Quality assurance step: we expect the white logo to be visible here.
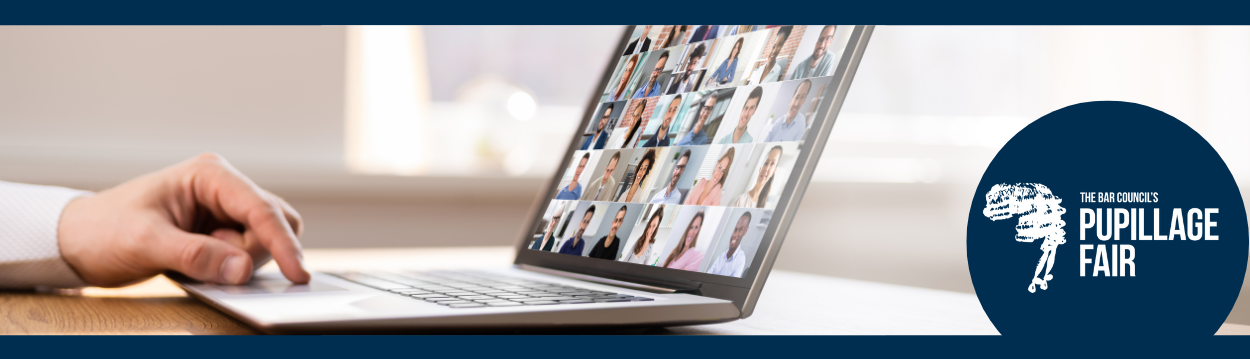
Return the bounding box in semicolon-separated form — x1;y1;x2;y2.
983;183;1067;293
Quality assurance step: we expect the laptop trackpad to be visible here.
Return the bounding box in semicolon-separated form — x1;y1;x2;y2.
214;276;346;295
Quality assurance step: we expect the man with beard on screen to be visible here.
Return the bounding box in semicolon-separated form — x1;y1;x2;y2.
588;206;628;260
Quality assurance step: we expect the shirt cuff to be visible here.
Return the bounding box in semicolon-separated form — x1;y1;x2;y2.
0;181;93;289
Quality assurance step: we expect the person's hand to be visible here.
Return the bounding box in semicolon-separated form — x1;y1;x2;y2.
57;153;310;287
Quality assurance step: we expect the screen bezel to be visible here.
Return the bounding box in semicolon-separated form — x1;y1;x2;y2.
512;25;874;312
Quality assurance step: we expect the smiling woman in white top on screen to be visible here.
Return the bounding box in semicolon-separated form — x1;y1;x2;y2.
731;145;782;208
621;206;664;264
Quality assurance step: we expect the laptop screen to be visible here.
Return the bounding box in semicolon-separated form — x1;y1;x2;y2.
526;25;853;279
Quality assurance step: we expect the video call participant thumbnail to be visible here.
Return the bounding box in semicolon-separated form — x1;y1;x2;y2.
582;150;621;201
632;50;669;99
530;201;566;251
622;205;664;265
664;26;687;48
706;211;753;277
667;43;706;95
614;99;648;149
731;145;782;208
581;103;615;150
649;149;691;204
641;94;681;148
756;26;792;84
763;79;811;142
623;25;652;56
588;205;629;260
558;204;596;255
787;25;836;80
555;152;590;200
718;86;763;144
616;149;657;203
664;210;705;271
685;147;734;206
708;37;745;87
609;54;641;102
675;91;719;146
688;25;719;43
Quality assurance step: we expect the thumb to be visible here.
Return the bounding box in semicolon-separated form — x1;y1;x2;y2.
151;227;255;285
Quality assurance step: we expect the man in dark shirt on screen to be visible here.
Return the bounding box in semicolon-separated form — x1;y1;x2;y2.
622;25;652;56
529;204;565;251
581;103;614;150
588;206;628;260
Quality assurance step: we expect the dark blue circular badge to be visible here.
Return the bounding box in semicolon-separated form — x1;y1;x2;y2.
968;101;1246;337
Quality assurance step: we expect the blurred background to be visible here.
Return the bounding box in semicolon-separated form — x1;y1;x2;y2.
2;26;1249;323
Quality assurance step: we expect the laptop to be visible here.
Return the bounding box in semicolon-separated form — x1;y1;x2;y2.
177;25;874;333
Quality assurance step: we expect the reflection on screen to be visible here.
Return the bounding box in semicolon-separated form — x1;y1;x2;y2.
531;25;849;278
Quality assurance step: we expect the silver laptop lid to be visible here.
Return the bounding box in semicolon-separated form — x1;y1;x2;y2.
513;25;873;316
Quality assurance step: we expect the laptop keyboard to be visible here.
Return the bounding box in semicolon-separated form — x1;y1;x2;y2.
329;271;655;309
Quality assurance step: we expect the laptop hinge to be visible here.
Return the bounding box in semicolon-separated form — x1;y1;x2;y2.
517;264;699;294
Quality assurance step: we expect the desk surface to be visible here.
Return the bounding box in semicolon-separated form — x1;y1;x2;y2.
2;246;1248;335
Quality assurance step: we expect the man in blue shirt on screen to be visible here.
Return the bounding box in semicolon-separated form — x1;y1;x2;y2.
675;92;718;146
558;205;596;256
555;153;589;200
632;51;669;99
581;103;614;150
787;25;836;80
764;79;811;142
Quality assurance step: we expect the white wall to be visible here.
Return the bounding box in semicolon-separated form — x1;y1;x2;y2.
0;26;346;172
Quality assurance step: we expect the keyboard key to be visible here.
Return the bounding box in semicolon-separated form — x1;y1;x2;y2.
487;302;524;307
538;296;577;301
438;301;474;305
459;295;494;300
496;295;529;299
448;303;486;308
474;299;513;303
408;294;445;298
512;298;558;302
631;298;655;301
522;301;558;305
558;299;593;304
428;298;464;302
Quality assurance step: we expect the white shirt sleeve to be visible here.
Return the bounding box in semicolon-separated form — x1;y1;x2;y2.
0;181;92;289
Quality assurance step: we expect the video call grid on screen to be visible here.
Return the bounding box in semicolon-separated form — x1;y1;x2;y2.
534;25;849;278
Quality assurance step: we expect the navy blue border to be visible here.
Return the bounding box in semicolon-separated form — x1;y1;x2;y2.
5;336;1250;357
6;0;1250;25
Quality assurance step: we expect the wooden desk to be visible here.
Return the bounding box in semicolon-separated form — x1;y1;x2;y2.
2;246;1248;335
